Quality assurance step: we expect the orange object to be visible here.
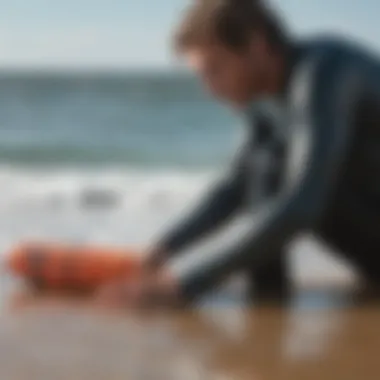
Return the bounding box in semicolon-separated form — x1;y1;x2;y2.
7;242;142;291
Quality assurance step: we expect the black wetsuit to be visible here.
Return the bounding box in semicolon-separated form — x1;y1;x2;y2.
158;37;380;303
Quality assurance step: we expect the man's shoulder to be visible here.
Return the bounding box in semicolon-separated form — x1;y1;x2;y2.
295;34;379;66
286;35;380;103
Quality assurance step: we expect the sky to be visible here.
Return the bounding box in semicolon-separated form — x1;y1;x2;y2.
0;0;378;70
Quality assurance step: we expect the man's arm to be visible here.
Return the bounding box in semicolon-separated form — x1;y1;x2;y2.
146;144;250;268
168;50;369;302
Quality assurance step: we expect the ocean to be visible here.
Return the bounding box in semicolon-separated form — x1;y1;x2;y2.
0;71;356;287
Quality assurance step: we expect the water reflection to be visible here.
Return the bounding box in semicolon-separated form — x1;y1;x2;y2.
2;285;380;380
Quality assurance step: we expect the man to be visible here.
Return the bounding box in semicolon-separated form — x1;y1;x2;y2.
98;0;380;308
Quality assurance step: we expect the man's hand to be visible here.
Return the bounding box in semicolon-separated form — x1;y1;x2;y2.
95;245;183;310
142;245;169;273
95;268;181;310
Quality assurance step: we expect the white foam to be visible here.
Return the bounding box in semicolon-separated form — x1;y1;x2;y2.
0;165;217;252
0;165;214;211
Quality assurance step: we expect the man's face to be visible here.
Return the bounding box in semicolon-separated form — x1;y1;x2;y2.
183;37;268;107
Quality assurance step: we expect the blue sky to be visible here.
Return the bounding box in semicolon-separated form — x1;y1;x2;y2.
0;0;378;69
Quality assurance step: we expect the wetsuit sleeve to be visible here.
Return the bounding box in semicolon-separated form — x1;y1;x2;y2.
156;145;249;255
168;53;366;302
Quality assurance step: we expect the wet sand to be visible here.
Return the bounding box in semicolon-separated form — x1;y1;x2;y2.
0;281;379;380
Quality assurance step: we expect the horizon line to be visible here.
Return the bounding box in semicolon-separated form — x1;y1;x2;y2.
0;65;191;76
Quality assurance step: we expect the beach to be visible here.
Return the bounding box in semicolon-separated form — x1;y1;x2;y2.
0;70;378;379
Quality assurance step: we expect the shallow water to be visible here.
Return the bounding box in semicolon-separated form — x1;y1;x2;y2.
1;284;379;380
